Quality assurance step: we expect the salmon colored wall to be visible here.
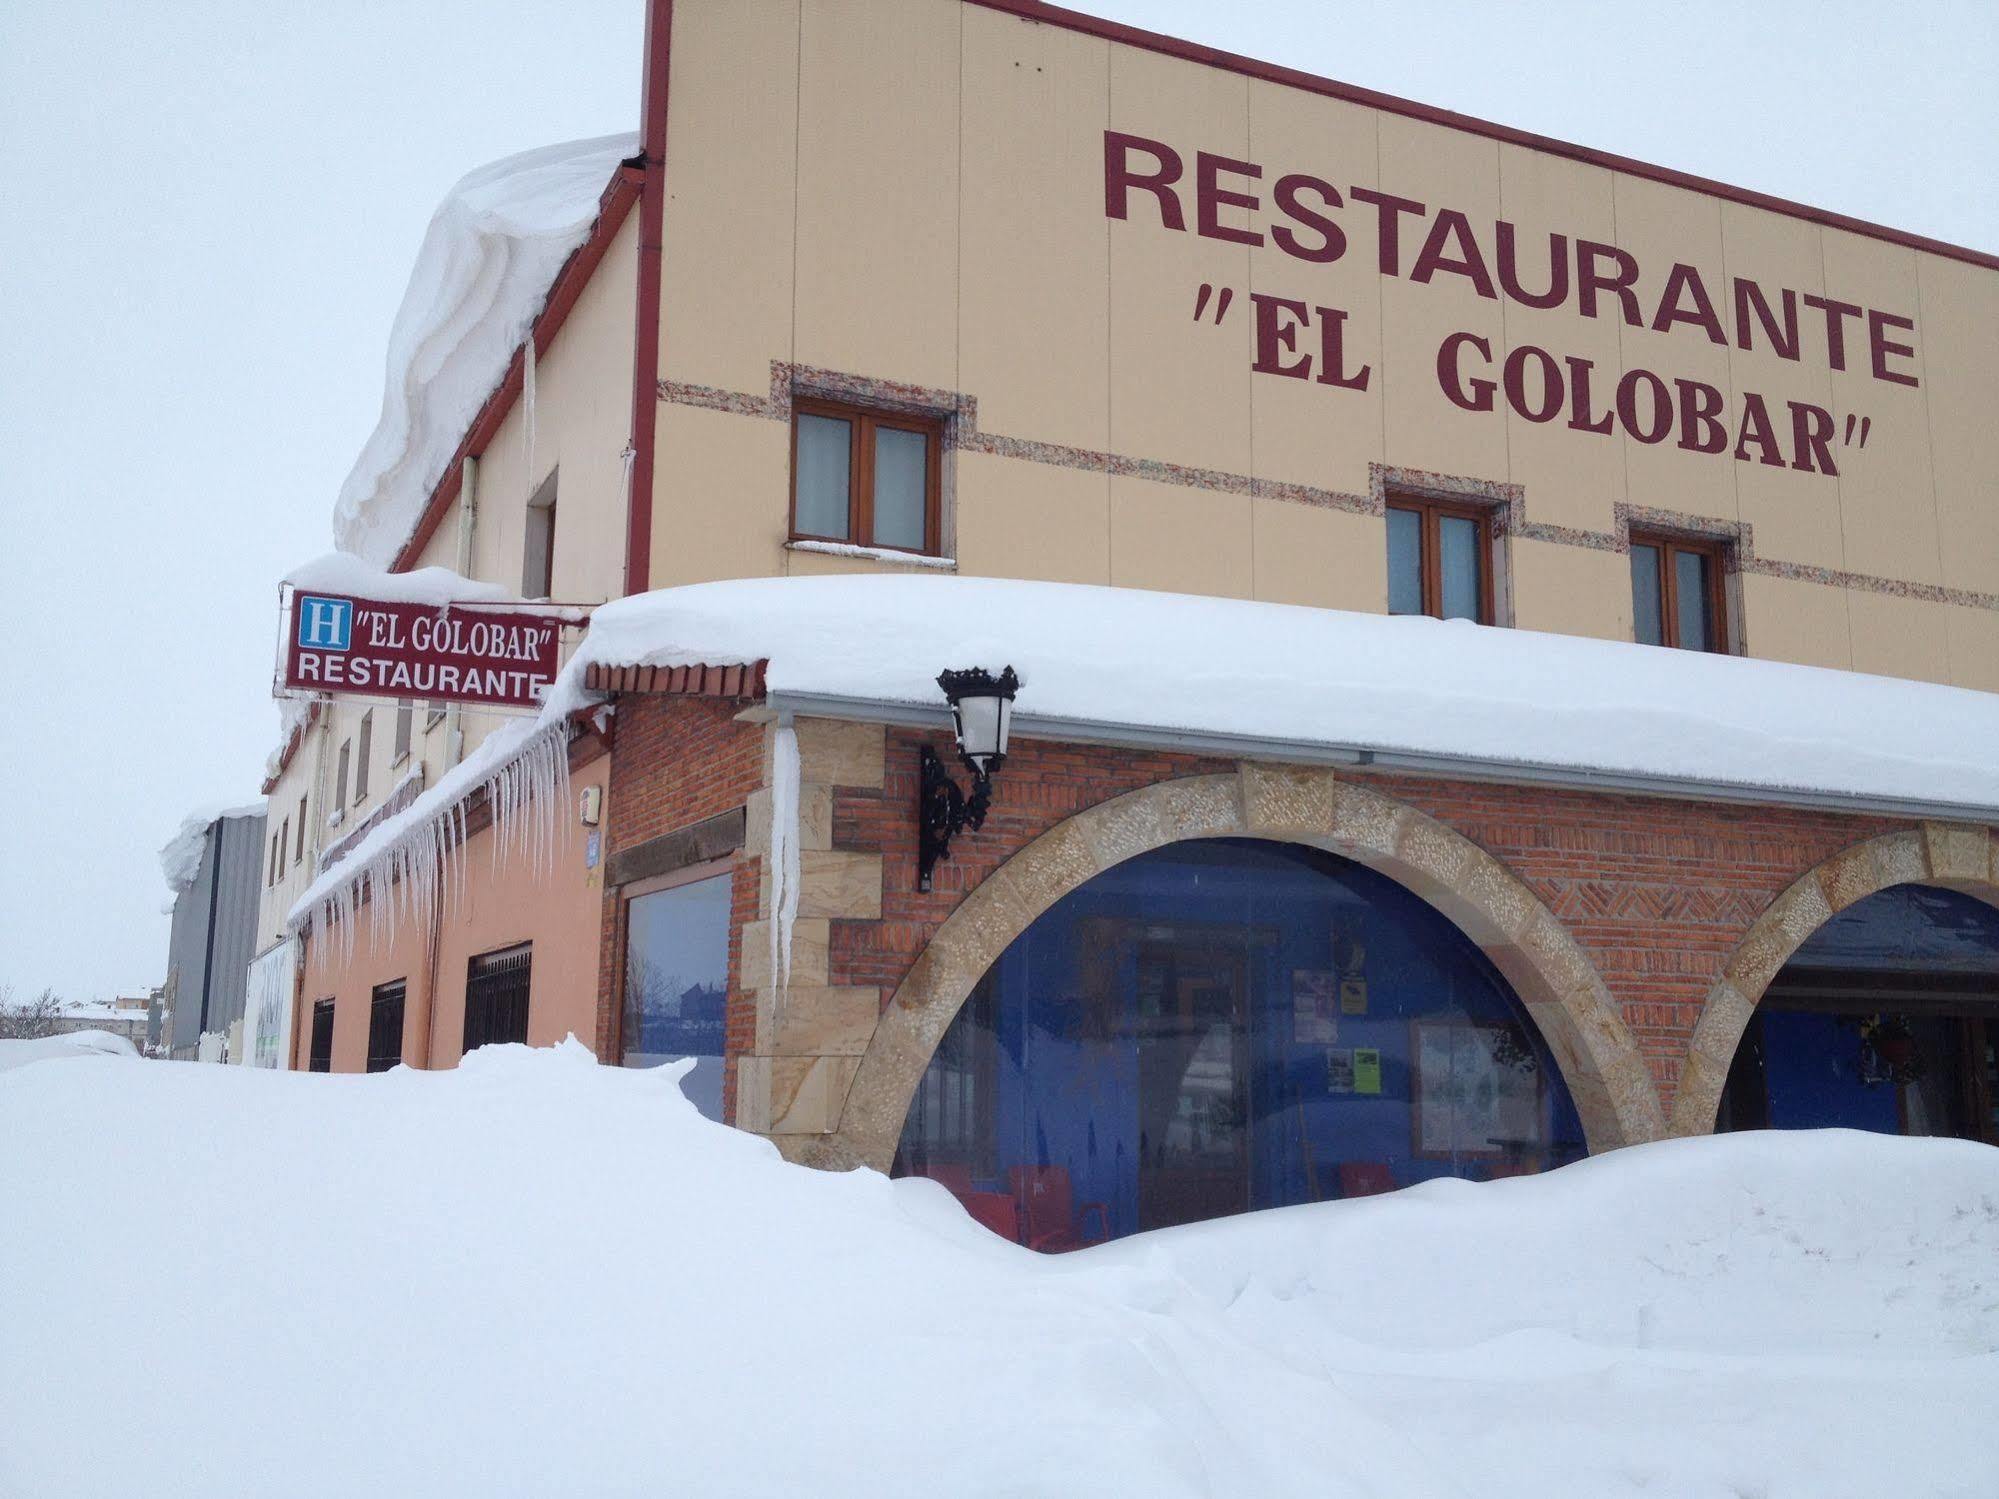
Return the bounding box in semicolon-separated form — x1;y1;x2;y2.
651;0;1999;690
293;750;610;1071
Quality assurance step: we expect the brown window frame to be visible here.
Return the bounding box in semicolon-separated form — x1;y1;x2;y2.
1629;531;1731;653
789;397;945;556
1385;494;1497;625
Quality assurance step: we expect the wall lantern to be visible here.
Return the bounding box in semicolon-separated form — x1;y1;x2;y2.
918;665;1020;892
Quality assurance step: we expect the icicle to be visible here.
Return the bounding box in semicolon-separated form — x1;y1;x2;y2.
522;334;538;489
768;723;801;990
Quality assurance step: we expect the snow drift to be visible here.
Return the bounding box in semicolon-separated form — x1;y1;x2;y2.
330;134;637;566
3;1045;1993;1498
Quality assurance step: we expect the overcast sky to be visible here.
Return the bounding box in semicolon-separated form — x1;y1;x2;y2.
1;1;1993;1002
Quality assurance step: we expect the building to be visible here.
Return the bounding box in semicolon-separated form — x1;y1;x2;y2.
264;0;1999;1244
42;993;155;1051
161;807;267;1062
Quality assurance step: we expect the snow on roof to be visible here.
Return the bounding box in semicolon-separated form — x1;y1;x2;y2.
160;802;267;896
329;133;638;567
286;551;515;607
3;1043;1995;1493
566;574;1999;817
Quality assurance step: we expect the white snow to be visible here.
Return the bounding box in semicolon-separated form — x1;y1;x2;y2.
561;574;1999;815
2;1045;1994;1497
159;802;265;895
329;133;638;566
0;1030;138;1073
286;551;512;607
768;722;801;986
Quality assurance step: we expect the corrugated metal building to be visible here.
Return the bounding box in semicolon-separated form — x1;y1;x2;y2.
163;810;267;1060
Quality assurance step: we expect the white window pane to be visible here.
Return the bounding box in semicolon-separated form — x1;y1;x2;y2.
795;414;851;539
1675;550;1711;651
873;427;928;551
1387;508;1422;615
1438;515;1482;621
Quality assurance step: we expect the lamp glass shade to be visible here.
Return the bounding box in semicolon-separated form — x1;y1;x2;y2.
953;692;1009;772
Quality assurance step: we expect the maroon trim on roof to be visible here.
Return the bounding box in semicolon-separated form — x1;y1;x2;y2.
969;0;1999;273
583;660;768;699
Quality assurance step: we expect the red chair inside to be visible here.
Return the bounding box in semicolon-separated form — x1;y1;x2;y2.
1338;1161;1397;1198
919;1163;976;1196
1009;1165;1111;1253
957;1189;1021;1244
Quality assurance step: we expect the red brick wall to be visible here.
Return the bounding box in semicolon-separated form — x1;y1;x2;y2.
594;695;765;1121
826;727;1910;1113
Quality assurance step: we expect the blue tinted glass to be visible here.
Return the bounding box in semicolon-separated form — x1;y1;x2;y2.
893;839;1586;1246
1387;507;1422;614
1438;515;1482;620
1674;549;1711;650
1630;545;1663;645
621;873;731;1120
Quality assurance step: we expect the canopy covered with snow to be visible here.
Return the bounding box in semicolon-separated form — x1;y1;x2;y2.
159;802;265;896
329;133;637;566
569;574;1999;817
2;1044;1993;1496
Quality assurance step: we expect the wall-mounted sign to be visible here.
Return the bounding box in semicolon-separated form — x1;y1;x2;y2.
279;589;571;710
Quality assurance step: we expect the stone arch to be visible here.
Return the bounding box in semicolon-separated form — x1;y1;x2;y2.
814;765;1664;1172
1669;822;1999;1137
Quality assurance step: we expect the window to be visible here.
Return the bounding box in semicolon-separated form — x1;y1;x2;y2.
308;999;335;1073
464;944;532;1054
334;739;351;813
790;398;942;555
393;701;413;765
294;797;307;861
426;701;446;731
1630;534;1728;651
268;831;281;887
523;472;557;598
367;981;406;1073
1386;495;1494;623
278;819;290;875
619;866;731;1120
354;711;373;801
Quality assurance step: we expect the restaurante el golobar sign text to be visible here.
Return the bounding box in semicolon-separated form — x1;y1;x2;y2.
280;591;570;710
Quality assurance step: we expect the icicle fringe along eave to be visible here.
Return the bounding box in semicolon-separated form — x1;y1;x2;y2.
290;722;572;959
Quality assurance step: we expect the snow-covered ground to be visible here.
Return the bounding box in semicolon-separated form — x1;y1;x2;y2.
2;1042;1993;1498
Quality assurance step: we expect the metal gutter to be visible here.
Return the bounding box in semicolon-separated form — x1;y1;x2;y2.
754;690;1999;827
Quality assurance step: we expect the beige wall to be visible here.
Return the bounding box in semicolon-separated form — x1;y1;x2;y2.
650;0;1999;688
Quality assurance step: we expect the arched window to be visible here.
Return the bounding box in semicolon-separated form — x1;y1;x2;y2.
892;838;1585;1248
1721;883;1999;1141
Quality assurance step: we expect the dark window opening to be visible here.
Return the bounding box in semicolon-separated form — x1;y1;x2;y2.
308;999;335;1073
790;398;943;555
464;944;532;1054
355;711;373;801
367;981;407;1073
1630;533;1729;651
393;701;414;764
523;472;557;599
1386;495;1494;623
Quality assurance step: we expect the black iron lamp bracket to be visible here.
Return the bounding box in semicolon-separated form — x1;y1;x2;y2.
918;744;993;892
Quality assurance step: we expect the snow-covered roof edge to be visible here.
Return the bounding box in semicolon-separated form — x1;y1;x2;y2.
161;802;267;896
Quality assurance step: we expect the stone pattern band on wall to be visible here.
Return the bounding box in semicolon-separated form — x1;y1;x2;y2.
658;362;1999;615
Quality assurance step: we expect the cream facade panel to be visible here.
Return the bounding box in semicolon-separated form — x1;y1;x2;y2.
954;450;1111;585
1821;229;1942;588
652;403;789;588
1606;173;1737;528
1738;571;1851;672
1914;253;1999;600
660;0;799;393
1244;81;1383;500
1944;605;1999;694
1108;475;1252;598
1719;200;1844;572
957;8;1110;451
1249;497;1383;612
1105;41;1253;476
1495;145;1623;536
792;0;960;389
1846;587;1951;686
1508;537;1630;643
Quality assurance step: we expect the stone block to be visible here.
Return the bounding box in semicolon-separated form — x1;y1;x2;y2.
1688;980;1755;1069
792;718;885;789
769;986;882;1057
1815;839;1883;911
796;850;883;920
1870;830;1927;888
1456;848;1538;944
1238;763;1337;836
762;1054;863;1135
1328;784;1408;859
1923;821;1991;885
739;917;830;994
987;817;1101;923
744;784;834;857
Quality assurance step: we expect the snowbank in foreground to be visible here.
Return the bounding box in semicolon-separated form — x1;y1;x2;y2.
3;1047;1994;1498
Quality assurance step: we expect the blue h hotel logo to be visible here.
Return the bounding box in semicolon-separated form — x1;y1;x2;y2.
297;595;352;651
